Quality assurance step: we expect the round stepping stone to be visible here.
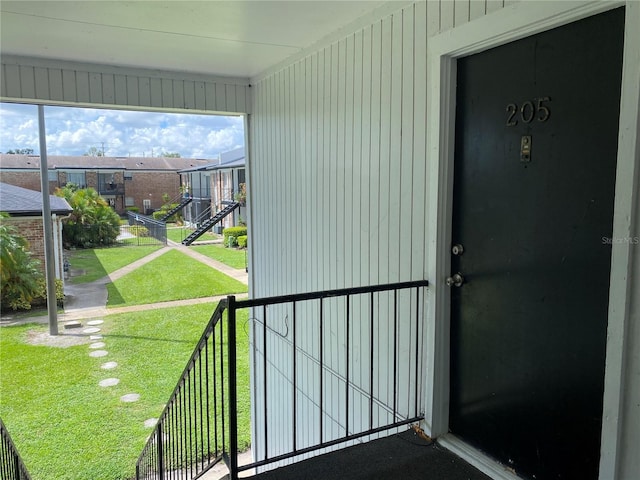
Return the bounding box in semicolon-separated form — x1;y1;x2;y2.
82;327;101;334
89;350;108;358
87;320;104;326
99;378;120;387
101;361;118;370
89;342;106;349
121;393;140;403
89;335;103;340
144;418;158;428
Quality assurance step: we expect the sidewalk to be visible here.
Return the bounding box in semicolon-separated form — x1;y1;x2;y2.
0;243;248;327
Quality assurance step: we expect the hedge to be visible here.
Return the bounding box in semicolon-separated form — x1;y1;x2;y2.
223;226;247;247
237;235;248;248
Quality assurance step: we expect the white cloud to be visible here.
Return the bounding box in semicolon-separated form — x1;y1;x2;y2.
0;103;244;159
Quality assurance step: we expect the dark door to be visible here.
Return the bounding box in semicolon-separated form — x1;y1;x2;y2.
449;8;624;480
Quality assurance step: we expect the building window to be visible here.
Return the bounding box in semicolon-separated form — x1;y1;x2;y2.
66;172;86;187
125;197;135;207
124;171;133;180
48;170;57;181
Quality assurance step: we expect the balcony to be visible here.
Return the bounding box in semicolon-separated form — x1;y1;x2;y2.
98;182;125;196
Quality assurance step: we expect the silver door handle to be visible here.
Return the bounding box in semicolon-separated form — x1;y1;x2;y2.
446;273;465;287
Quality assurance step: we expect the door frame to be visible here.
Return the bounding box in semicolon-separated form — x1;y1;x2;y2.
423;2;640;479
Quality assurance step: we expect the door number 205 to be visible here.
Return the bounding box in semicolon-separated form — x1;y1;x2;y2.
506;97;551;126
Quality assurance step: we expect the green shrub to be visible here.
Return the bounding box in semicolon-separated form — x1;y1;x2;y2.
125;206;140;213
1;215;44;310
237;235;248;248
129;225;149;237
56;186;121;248
223;226;247;247
31;278;65;308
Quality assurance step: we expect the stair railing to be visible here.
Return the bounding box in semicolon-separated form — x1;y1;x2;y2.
136;300;231;480
136;280;428;480
1;418;31;480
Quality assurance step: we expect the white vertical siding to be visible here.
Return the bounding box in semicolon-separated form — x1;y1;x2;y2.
250;0;496;315
248;0;504;468
0;56;251;114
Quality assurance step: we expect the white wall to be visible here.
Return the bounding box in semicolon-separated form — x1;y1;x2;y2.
247;0;510;468
1;55;251;114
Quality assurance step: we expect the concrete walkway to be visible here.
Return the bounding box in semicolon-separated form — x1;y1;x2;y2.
0;242;248;326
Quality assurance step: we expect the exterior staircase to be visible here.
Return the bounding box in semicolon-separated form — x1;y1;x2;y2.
158;197;193;222
182;201;240;245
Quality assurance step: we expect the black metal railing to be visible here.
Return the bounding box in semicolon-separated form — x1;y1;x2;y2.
136;280;428;480
98;182;125;196
126;212;167;245
1;418;31;480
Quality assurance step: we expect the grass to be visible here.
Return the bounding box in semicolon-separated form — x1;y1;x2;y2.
0;305;251;480
191;243;247;270
106;249;247;307
67;246;161;284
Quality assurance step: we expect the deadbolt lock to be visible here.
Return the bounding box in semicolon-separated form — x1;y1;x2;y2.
451;244;464;256
446;273;465;288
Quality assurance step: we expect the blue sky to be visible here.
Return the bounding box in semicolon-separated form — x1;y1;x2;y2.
0;102;245;160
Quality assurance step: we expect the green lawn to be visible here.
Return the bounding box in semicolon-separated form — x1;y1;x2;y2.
106;249;247;307
191;243;247;270
0;305;251;480
67;246;161;284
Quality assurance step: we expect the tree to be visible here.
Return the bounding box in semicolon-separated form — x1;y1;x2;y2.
0;213;44;310
55;186;121;247
5;148;34;154
84;146;105;156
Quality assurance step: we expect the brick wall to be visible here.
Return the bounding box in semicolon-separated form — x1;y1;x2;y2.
2;169;181;216
127;172;181;213
3;216;65;279
0;171;57;192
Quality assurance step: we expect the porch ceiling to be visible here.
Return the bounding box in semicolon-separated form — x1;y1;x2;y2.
0;1;386;79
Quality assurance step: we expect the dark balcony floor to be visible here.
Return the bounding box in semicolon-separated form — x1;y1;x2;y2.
244;430;491;480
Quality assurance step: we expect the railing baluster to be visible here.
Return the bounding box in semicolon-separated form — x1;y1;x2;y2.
187;374;193;478
181;383;187;478
414;287;420;417
263;304;268;460
369;291;374;431
319;297;324;445
292;300;297;453
227;295;238;480
393;289;398;423
220;311;225;457
157;423;164;480
213;327;218;455
204;340;211;467
345;294;350;438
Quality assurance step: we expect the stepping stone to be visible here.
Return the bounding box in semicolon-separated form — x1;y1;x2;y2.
89;335;103;340
82;327;101;334
89;350;108;358
144;418;158;428
99;378;120;387
87;320;104;326
101;361;118;370
64;321;82;329
89;342;106;349
121;393;140;403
